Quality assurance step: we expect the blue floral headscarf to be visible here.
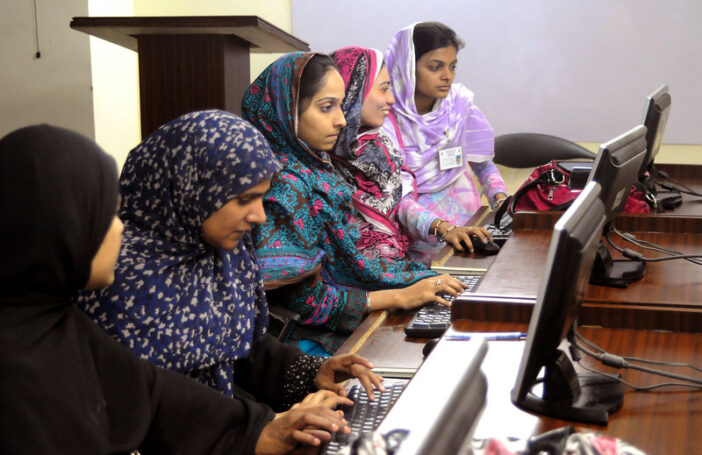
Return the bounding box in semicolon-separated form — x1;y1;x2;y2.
75;110;281;396
242;52;433;293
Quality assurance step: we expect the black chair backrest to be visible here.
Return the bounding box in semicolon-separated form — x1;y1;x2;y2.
494;133;595;168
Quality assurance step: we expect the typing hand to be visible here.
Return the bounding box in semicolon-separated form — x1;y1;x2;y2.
255;406;349;455
291;390;353;410
316;354;385;400
398;274;466;310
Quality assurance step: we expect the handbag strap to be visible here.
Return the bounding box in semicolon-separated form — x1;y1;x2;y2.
500;163;568;222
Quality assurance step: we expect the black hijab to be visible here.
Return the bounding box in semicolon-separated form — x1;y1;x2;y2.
0;124;119;451
0;125;274;453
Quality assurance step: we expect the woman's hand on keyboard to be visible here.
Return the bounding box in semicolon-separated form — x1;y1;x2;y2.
367;274;465;311
293;390;353;410
316;354;385;400
397;274;466;310
256;401;350;454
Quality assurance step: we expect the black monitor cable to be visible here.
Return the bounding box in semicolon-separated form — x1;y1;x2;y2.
573;326;702;373
609;227;702;266
651;167;702;198
569;324;702;391
33;0;42;59
605;229;702;265
575;357;702;392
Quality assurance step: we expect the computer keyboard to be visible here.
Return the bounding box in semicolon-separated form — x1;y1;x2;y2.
484;211;513;246
321;382;407;455
403;274;482;339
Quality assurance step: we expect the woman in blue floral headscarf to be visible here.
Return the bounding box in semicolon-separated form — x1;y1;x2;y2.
75;111;383;416
242;53;465;355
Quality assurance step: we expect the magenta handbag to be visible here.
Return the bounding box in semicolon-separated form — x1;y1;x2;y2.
509;160;651;214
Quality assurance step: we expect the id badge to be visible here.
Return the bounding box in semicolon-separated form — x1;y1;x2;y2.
438;146;463;171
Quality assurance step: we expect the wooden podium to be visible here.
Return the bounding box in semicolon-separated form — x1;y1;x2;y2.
70;16;309;137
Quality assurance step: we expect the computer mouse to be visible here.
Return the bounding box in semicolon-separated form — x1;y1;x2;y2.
422;339;439;357
469;234;500;256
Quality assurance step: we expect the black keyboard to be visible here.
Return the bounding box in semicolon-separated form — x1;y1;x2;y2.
403;274;482;339
321;382;406;455
484;212;513;246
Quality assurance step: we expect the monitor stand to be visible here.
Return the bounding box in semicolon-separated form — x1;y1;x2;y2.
589;241;645;288
514;349;624;425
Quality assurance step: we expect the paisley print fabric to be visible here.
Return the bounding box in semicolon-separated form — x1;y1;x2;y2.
330;46;411;260
242;52;435;353
75;110;281;396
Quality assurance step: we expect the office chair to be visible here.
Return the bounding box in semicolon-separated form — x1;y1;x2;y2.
494;133;595;168
268;304;300;343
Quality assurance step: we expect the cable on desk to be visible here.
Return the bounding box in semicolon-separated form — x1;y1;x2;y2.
575;360;702;392
570;324;702;389
574;327;702;373
611;227;702;266
606;229;702;266
652;168;702;198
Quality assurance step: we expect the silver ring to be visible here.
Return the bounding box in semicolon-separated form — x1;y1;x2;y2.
435;279;441;286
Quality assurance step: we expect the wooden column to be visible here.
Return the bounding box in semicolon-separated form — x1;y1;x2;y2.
70;16;309;138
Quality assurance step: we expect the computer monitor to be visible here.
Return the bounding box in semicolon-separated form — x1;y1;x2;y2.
587;125;648;287
378;338;488;454
639;84;671;177
511;181;624;425
588;125;648;223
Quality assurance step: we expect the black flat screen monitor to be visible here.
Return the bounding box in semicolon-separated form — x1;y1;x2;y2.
588;125;648;223
639;84;671;176
511;181;624;425
587;125;648;287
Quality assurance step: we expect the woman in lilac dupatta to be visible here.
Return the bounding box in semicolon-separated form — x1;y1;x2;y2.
331;46;492;266
384;22;508;263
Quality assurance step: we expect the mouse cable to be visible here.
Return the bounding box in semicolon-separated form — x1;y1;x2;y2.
573;326;702;373
570;335;702;388
605;229;702;265
610;227;702;266
574;359;702;392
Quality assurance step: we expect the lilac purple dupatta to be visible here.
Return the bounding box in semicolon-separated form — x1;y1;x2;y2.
383;23;495;194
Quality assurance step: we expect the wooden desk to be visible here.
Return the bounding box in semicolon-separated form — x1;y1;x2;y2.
336;310;427;371
342;316;702;454
451;211;702;332
456;320;702;455
655;163;702;217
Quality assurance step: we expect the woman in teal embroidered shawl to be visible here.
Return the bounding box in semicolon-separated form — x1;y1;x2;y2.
242;52;464;355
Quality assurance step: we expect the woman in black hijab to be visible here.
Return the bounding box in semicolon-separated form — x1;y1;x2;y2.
0;124;350;454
